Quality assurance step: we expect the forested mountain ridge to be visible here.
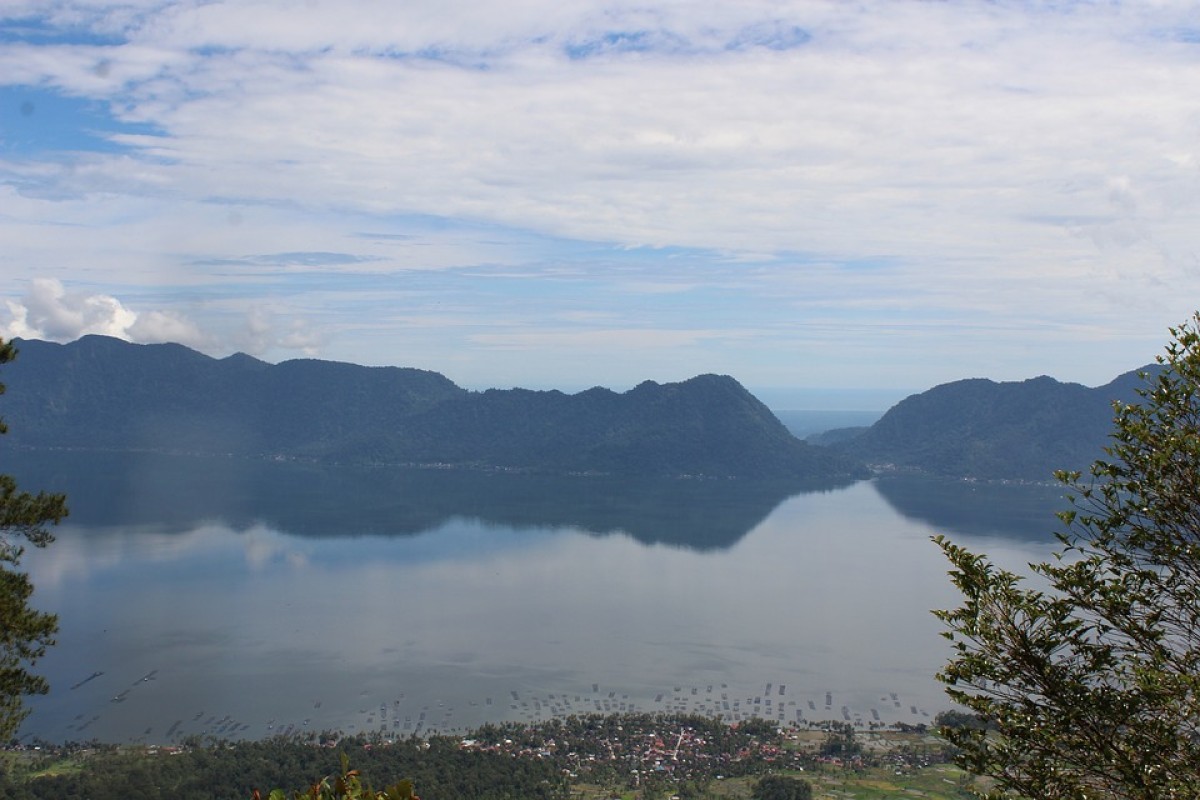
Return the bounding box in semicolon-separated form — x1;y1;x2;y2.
3;336;464;457
1;336;864;481
6;336;1159;483
830;366;1162;481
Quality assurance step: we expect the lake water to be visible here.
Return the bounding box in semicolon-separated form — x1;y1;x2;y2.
9;451;1069;744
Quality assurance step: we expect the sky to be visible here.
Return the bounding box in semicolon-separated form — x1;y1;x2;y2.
2;1;1200;410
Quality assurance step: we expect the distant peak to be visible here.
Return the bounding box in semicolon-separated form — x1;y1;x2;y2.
576;386;617;398
682;373;741;388
220;351;269;369
628;374;745;394
72;334;132;347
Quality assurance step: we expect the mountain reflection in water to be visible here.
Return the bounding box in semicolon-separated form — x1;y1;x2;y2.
9;449;855;550
873;473;1070;542
11;451;1062;744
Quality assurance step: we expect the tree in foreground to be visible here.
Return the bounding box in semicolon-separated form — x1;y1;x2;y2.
934;313;1200;799
0;338;67;742
255;754;419;800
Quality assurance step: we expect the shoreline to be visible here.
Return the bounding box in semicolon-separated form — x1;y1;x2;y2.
23;676;946;748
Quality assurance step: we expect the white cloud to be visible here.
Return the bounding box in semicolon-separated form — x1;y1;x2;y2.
8;3;1198;272
234;305;325;358
4;277;136;340
1;277;210;348
2;2;1200;389
1;278;332;360
136;8;1185;287
126;308;207;345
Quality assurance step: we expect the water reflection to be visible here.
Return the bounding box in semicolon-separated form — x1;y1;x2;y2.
873;473;1070;542
9;450;853;550
12;453;1061;744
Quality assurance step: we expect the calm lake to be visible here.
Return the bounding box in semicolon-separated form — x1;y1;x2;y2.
10;450;1069;744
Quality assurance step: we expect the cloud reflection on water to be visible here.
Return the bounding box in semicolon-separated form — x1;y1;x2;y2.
17;454;1062;743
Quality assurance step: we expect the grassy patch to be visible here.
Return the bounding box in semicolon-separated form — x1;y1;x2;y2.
802;764;976;799
0;750;87;780
27;757;87;779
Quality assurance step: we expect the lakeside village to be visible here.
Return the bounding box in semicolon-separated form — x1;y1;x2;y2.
451;713;962;784
5;711;978;799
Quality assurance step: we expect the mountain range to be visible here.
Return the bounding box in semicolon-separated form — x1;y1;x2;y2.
0;336;1163;482
0;336;862;481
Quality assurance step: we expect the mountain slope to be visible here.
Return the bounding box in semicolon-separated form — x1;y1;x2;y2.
833;366;1161;480
0;336;863;480
356;373;862;479
3;336;464;456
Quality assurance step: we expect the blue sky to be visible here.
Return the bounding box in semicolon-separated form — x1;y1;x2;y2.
2;1;1199;409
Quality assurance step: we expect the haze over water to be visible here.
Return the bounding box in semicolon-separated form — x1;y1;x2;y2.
14;451;1065;744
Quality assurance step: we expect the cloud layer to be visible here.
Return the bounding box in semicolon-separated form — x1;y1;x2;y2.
1;1;1198;396
3;278;209;345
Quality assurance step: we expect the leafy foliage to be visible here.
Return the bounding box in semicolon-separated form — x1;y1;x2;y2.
931;709;991;732
752;774;813;800
817;722;861;758
259;753;418;800
934;314;1200;799
2;733;564;800
0;339;67;742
